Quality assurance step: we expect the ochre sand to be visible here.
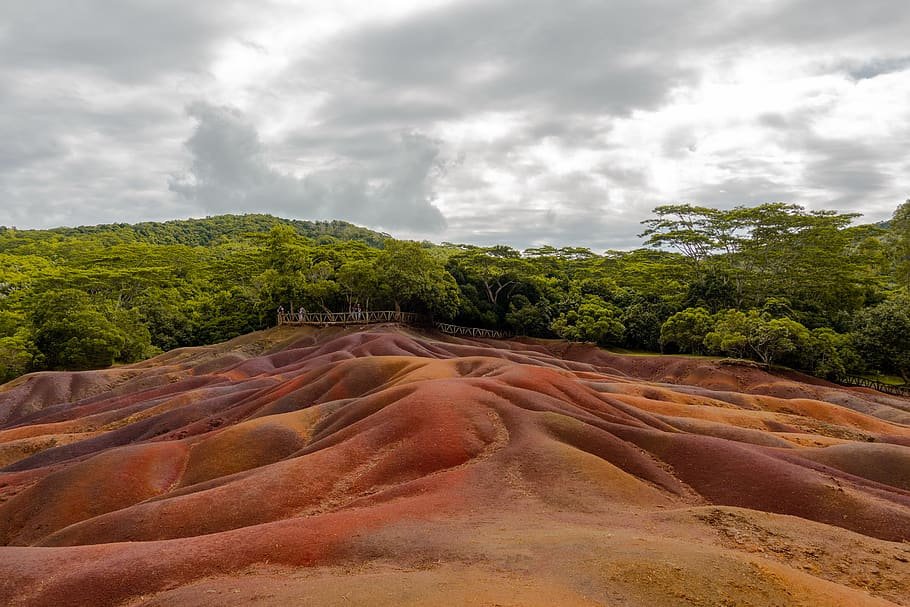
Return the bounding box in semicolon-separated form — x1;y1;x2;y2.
1;325;909;606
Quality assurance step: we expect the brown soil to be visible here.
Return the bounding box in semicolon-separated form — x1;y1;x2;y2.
1;324;908;606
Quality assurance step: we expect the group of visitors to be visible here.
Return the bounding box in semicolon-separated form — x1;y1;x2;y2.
276;303;364;323
276;305;308;322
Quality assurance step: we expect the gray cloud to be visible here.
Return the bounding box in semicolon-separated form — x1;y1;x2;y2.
1;0;909;244
0;1;241;81
662;126;702;159
800;136;905;211
682;176;802;210
731;0;910;49
169;102;447;232
845;56;910;81
437;155;647;252
758;99;909;215
303;0;710;125
443;202;645;252
805;141;891;193
677;127;908;219
0;78;191;228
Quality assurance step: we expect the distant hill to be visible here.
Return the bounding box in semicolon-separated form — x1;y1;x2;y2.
1;214;392;249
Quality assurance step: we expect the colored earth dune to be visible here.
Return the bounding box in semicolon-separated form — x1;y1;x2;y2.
1;324;909;606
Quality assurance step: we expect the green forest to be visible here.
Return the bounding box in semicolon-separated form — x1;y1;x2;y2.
2;202;910;385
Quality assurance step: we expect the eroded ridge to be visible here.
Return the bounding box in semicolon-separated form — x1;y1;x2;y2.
1;324;908;607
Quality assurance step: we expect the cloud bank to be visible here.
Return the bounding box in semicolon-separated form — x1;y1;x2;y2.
169;102;447;231
1;0;909;249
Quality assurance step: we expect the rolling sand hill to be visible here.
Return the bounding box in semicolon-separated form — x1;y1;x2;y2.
1;324;909;606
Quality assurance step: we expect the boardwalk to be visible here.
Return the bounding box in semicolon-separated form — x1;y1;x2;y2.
278;310;510;340
432;322;511;340
279;310;421;326
831;373;910;398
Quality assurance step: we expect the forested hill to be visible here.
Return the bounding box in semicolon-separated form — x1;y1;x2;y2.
1;202;909;387
0;214;391;249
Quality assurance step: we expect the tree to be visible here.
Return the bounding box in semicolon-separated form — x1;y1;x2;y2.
745;316;808;367
734;204;864;318
31;290;130;370
550;296;625;346
505;294;551;337
191;287;262;345
337;258;380;311
641;203;867;321
795;327;861;378
887;200;910;289
448;245;524;307
705;309;808;367
600;248;691;305
0;208;903;385
703;309;749;359
302;263;342;313
376;240;460;318
639;204;724;274
660;307;714;354
621;298;673;351
135;289;194;351
0;331;37;383
264;224;310;274
852;294;910;382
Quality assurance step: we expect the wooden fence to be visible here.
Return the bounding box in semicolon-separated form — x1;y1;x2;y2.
830;373;910;398
431;322;511;340
278;310;511;340
278;310;421;326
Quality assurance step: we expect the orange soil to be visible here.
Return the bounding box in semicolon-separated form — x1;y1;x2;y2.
1;324;909;606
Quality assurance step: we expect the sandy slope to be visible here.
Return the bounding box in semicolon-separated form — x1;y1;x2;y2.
1;324;908;606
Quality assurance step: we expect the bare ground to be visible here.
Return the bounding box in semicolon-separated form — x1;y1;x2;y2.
1;325;908;606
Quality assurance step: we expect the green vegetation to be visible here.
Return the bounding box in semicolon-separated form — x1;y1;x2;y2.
1;202;909;384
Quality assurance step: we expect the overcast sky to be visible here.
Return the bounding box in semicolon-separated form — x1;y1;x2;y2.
2;0;909;250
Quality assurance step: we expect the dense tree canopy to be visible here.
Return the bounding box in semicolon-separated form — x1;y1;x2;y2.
852;294;910;382
888;200;910;290
0;204;908;384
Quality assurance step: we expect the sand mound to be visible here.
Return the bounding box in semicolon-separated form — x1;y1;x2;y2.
1;325;909;606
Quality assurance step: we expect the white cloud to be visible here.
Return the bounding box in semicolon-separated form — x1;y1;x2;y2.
1;0;909;246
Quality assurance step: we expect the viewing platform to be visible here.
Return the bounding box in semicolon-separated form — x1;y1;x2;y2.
277;309;511;340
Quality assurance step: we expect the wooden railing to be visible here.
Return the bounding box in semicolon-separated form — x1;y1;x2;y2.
432;322;511;340
830;373;910;398
278;310;422;326
277;310;511;340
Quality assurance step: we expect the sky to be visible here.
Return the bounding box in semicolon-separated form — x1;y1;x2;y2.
1;0;909;251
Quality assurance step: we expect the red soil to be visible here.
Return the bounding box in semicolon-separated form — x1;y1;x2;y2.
1;324;909;606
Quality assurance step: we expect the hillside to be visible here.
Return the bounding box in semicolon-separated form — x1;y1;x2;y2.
3;203;910;392
1;214;391;249
1;325;909;606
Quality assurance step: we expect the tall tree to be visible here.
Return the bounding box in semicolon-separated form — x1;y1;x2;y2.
550;295;625;346
337;258;380;311
447;245;525;307
639;204;731;274
30;289;152;370
852;294;910;382
735;204;862;315
887;200;910;289
660;307;714;354
376;240;460;318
